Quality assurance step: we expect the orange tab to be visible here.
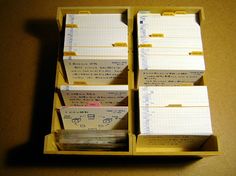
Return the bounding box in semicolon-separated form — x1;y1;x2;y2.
189;51;204;56
162;11;175;16
66;24;78;28
149;33;164;38
64;51;77;56
73;81;87;85
139;44;152;47
79;10;91;14
112;42;128;47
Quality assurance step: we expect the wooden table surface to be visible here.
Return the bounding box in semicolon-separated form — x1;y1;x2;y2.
0;0;236;175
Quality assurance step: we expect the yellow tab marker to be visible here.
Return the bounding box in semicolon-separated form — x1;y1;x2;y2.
74;81;87;85
64;51;77;56
162;11;175;16
79;10;91;14
175;10;187;15
189;51;204;56
112;42;128;47
139;44;152;47
166;104;183;107
66;24;78;28
149;33;164;38
177;83;194;86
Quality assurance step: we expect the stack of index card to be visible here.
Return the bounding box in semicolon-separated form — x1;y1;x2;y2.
59;85;129;130
137;12;205;86
139;86;213;150
63;14;128;85
55;129;128;151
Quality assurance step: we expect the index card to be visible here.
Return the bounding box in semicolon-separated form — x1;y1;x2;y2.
140;107;212;135
139;86;209;107
61;85;128;106
63;57;128;85
64;28;127;47
63;47;128;57
66;14;128;28
60;106;128;130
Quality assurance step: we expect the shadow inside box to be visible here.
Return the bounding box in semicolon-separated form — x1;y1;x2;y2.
5;19;200;168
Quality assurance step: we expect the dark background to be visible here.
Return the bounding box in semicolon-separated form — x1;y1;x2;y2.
0;0;236;175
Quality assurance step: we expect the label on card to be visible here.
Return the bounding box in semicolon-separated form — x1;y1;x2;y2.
60;106;128;130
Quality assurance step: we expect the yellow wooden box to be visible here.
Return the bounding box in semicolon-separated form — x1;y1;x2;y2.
44;6;220;157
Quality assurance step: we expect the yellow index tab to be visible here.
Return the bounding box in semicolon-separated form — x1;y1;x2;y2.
112;42;128;47
189;51;204;56
73;81;87;85
149;33;164;38
64;51;77;56
177;83;194;86
79;10;91;14
175;10;187;15
66;24;78;28
162;11;175;16
139;44;152;48
166;104;183;107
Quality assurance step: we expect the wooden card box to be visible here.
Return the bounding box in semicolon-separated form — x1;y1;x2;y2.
44;6;220;157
